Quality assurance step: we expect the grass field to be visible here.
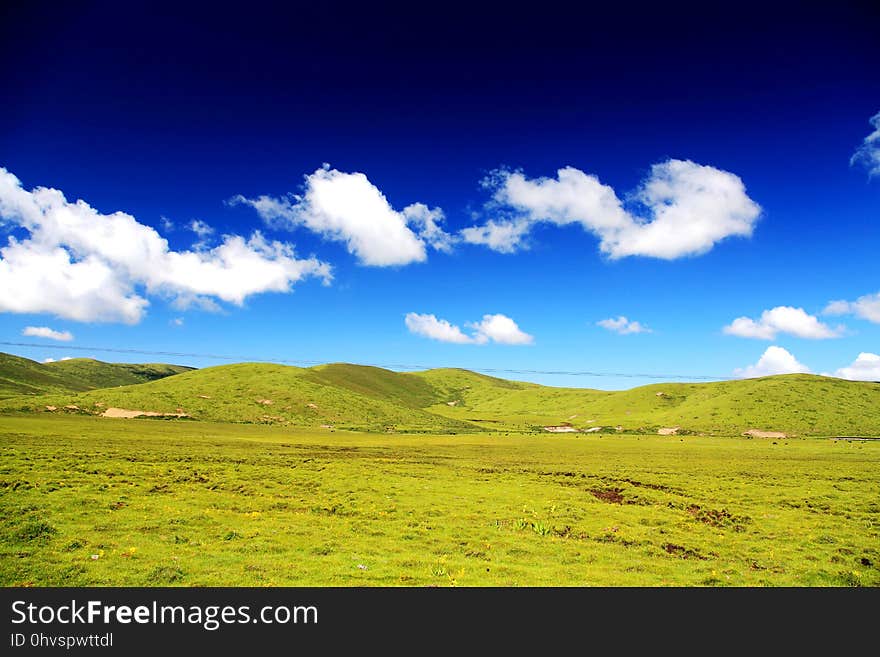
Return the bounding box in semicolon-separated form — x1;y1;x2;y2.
2;415;877;586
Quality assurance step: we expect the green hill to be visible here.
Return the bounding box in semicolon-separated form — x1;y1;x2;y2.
423;372;880;436
0;353;192;399
0;353;878;435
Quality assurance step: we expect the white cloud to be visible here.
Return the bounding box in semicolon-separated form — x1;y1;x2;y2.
22;326;73;341
851;111;880;177
234;166;453;266
596;316;652;335
723;306;843;340
833;352;880;382
42;356;72;363
189;219;214;239
461;159;761;259
170;317;184;327
0;167;331;324
160;216;175;232
404;313;474;344
734;346;811;379
467;313;534;345
459;218;533;253
405;312;533;345
824;292;880;324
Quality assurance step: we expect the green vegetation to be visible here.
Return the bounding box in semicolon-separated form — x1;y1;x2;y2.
1;415;877;586
1;354;877;436
0;352;191;399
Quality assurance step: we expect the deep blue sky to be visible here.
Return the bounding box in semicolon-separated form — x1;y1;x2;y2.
1;1;878;388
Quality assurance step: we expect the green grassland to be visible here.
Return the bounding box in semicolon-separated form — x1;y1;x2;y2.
2;358;878;436
1;415;877;586
0;352;191;399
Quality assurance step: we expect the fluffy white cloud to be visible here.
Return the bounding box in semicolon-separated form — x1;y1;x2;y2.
170;317;184;327
596;316;651;335
833;352;880;382
0;167;331;324
467;313;534;345
723;306;843;340
734;346;811;378
824;292;880;324
405;312;533;345
235;167;453;266
42;356;72;363
404;313;474;344
459;218;533;253
22;326;73;341
461;159;761;259
851;111;880;177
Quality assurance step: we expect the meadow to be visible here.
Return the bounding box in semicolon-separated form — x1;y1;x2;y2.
1;414;877;586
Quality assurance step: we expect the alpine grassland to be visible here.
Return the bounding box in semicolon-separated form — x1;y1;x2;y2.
1;414;878;587
1;354;878;586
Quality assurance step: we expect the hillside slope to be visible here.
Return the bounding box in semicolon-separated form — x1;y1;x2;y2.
0;362;479;432
427;372;880;436
1;355;878;435
0;353;192;399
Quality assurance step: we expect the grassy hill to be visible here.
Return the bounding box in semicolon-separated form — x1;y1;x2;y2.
424;372;880;436
0;353;192;399
0;353;878;435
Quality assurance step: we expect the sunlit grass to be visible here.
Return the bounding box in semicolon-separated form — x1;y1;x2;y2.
1;415;877;586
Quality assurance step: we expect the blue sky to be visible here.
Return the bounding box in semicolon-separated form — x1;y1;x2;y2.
1;2;878;389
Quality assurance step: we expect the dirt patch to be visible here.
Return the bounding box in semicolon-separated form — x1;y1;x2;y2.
686;504;749;530
197;395;211;399
101;407;189;419
257;399;273;405
658;426;680;435
44;405;57;411
306;403;318;409
743;429;787;438
63;405;79;410
590;487;625;504
662;543;705;559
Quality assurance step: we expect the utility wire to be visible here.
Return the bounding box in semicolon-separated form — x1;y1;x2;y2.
0;340;727;381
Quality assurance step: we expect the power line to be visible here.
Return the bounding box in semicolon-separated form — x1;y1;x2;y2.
0;340;727;381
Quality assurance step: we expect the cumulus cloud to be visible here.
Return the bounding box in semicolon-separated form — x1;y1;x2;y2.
461;159;761;259
723;306;843;340
824;292;880;324
22;326;73;341
851;111;880;177
42;356;72;363
0;167;331;324
234;166;454;266
596;316;652;335
833;352;880;382
404;313;474;344
459;218;533;254
734;346;811;378
405;312;533;345
467;313;534;345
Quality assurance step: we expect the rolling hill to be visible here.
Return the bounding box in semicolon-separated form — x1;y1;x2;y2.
0;353;878;435
0;352;192;399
